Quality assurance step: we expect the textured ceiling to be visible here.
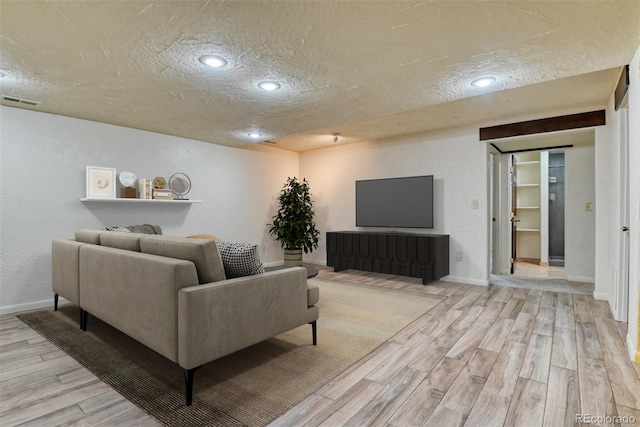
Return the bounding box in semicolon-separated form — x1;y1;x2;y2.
1;1;639;152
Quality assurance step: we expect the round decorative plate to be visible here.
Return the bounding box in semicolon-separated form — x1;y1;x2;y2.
118;171;137;188
168;173;191;199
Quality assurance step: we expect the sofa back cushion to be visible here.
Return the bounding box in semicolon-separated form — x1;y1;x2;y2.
140;235;226;284
75;229;105;244
100;232;145;252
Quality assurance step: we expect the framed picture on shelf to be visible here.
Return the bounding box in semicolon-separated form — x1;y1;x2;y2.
86;166;116;199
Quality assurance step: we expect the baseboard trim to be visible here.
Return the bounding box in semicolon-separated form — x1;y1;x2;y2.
592;291;609;301
441;276;489;287
566;275;595;284
626;333;640;363
516;257;541;265
0;297;71;316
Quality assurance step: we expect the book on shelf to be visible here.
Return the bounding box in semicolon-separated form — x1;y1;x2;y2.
137;178;154;199
137;179;147;199
152;188;173;200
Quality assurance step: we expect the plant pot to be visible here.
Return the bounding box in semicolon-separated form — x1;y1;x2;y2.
284;248;303;266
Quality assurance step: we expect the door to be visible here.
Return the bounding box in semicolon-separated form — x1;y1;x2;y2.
510;155;518;274
617;107;630;322
489;150;501;274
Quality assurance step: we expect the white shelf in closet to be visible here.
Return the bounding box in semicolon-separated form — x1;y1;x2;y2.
81;198;201;204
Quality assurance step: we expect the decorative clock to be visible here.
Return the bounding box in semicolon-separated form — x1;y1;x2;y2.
168;173;191;200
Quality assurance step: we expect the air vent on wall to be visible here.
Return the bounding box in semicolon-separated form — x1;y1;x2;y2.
1;95;40;106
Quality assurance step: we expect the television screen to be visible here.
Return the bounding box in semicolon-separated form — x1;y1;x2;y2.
356;175;434;228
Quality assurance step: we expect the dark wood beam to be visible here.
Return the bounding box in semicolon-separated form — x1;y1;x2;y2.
479;110;606;141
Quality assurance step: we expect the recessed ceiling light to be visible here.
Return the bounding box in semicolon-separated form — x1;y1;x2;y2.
248;132;262;139
199;55;228;68
258;81;281;91
471;77;496;88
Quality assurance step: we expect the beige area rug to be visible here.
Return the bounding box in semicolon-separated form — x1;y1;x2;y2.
17;278;443;427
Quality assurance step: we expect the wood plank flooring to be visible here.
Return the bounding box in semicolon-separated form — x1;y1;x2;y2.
1;266;638;426
272;266;640;427
0;315;159;426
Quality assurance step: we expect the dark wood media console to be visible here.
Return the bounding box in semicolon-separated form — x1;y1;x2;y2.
326;231;450;284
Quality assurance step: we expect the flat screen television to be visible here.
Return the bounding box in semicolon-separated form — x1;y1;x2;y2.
356;175;434;228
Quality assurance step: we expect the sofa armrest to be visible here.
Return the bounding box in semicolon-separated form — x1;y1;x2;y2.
52;239;86;305
178;267;309;369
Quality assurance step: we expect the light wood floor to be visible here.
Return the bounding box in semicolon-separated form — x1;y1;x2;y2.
513;261;565;279
272;266;640;427
0;316;160;426
1;266;639;426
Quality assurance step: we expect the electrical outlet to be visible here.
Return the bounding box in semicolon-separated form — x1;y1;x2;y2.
471;199;478;209
585;202;593;212
455;251;463;261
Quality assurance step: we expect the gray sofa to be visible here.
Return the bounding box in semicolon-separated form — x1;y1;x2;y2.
52;229;319;405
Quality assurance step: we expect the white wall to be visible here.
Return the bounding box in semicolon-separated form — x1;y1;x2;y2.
594;103;614;299
597;47;640;362
0;107;299;314
625;47;640;363
299;127;489;286
565;146;596;282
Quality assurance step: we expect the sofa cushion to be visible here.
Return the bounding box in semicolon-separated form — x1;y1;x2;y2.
216;241;265;279
140;235;226;284
100;232;145;252
75;229;105;244
307;283;319;306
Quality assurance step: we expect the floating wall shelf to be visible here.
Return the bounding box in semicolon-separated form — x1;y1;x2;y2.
81;198;201;204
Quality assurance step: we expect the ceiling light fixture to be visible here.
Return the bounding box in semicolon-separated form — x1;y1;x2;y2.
248;132;262;139
332;133;340;143
199;55;228;68
471;77;496;88
258;81;281;91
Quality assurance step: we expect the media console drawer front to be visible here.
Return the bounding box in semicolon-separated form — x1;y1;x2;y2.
326;232;449;284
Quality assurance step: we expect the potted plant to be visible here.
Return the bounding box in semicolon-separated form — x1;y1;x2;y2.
269;177;320;266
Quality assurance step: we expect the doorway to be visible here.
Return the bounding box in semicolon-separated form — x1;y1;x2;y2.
510;150;565;279
548;152;565;267
488;129;596;293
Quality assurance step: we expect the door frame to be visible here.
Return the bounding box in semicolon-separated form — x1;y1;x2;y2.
613;105;630;322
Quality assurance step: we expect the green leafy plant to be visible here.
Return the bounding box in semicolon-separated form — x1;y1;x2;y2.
269;177;320;253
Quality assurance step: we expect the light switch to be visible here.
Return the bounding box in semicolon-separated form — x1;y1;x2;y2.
585;202;593;211
471;199;478;209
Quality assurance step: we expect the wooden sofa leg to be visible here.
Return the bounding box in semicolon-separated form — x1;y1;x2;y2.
184;366;201;406
310;320;317;345
54;294;59;311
